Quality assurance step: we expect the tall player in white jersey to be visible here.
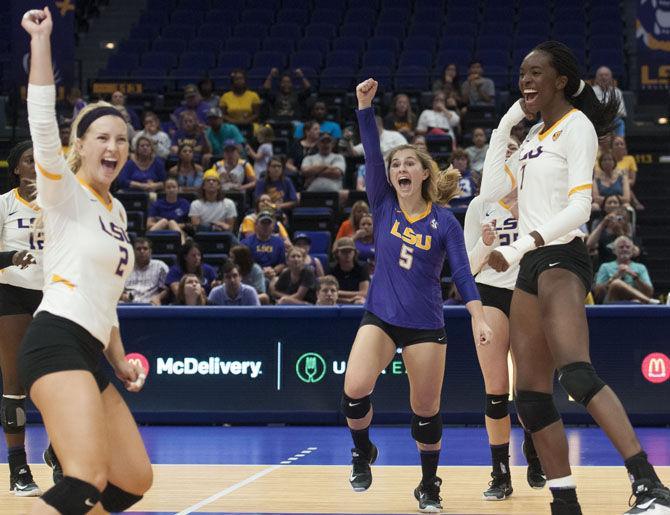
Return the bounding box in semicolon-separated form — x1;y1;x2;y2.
20;8;152;514
480;40;670;515
465;178;545;501
0;140;44;496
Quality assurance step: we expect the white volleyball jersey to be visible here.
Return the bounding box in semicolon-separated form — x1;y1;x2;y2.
506;109;596;246
0;188;43;290
28;84;134;347
464;195;519;291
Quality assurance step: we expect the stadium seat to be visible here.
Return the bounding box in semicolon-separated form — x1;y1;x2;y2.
170;9;203;26
194;232;236;255
146;231;182;254
326;50;360;68
311;8;342;24
241;9;275;26
290;50;323;71
270;23;302;40
126;211;145;234
298;231;332;254
305;23;337;39
297;37;330;56
203;254;228;269
398;51;432;69
276;9;310;26
218;51;252;70
161;24;196;40
152;38;187;54
253;51;287;69
262;37;295;54
363;50;397;69
394;66;430;92
233;23;269;39
291;207;333;232
189;38;224;52
226;37;261;54
179;51;216;69
340;23;374;38
300;191;339;211
116;191;150;213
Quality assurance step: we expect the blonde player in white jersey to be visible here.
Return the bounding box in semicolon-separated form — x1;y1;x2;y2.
0;140;44;497
19;8;152;514
464;182;545;502
480;40;670;515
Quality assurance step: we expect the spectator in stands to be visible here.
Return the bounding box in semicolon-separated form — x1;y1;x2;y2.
219;69;261;125
510;121;528;146
416;91;460;142
460;60;495;107
254;156;298;211
411;134;427;152
300;133;346;199
246;125;274;177
241;210;286;280
198;78;220;110
208;261;260;306
293;232;325;278
146;177;191;242
593;66;627;137
173;274;208;306
229;244;269;304
270;247;317;305
169;143;204;193
132;111;171;159
449;149;477;209
293;100;343;139
167;240;218;298
122;237;169;305
330;237;369;304
286;119;319;175
353;212;374;263
59;122;71;154
205;106;245;158
593;151;630;210
594;236;658;304
207;140;256;192
336;200;370;240
59;86;86;125
110;90;141;130
172;83;211;125
612;136;644;210
590;194;624;232
315;275;339;306
506;136;519;158
432;63;461;102
189;170;239;234
117;135;165;194
262;68;312;120
587;205;637;265
170;110;212;165
465;127;489;176
239;194;291;246
383;94;417;141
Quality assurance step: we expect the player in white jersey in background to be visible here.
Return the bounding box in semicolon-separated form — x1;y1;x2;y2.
464;182;546;501
20;8;152;514
480;40;670;515
0;140;43;496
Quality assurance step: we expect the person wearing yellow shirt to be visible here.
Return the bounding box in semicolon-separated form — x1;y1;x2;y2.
219;69;261;125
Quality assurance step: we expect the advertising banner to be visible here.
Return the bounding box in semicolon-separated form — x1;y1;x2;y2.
636;0;670;90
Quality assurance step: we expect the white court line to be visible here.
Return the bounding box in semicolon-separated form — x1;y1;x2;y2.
175;464;281;514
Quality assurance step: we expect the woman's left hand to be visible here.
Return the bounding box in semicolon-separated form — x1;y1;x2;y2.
472;317;493;346
114;360;147;393
12;250;36;269
487;249;510;272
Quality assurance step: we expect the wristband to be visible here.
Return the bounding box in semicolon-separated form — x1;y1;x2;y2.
496;234;537;267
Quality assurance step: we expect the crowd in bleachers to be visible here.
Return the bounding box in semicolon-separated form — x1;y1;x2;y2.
38;0;663;305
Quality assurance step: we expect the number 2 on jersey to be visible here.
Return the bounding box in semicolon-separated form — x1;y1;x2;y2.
399;244;414;270
115;246;129;276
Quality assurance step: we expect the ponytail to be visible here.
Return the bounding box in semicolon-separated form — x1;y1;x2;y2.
534;41;620;138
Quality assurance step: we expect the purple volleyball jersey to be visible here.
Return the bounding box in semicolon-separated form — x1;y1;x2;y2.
357;107;479;329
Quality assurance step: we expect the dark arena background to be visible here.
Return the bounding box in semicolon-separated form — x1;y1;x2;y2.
0;0;669;513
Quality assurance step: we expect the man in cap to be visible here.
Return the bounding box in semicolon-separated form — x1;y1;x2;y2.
240;210;286;280
300;132;346;193
172;83;211;125
205;106;246;158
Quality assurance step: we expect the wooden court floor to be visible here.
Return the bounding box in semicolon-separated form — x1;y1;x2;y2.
2;464;668;514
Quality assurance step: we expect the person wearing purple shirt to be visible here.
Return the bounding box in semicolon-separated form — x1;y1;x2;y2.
341;79;492;512
166;241;218;299
147;178;191;243
240;211;286;280
117;136;166;191
171;84;212;125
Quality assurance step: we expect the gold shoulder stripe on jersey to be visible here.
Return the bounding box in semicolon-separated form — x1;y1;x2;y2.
568;183;592;196
51;274;76;289
552;130;562;141
401;201;432;224
538;109;578;141
13;189;39;211
498;199;511;210
36;161;62;180
77;178;113;211
503;164;517;188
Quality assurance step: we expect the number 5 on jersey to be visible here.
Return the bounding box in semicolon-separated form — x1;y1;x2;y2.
399;244;414;270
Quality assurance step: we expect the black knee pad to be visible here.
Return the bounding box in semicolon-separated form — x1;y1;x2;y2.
515;390;561;433
341;392;371;419
485;393;509;420
101;482;144;512
1;395;26;434
411;412;443;444
558;362;606;407
41;476;101;514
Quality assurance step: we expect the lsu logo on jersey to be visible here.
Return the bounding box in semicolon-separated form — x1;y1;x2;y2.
552;130;562;141
390;220;432;250
256;244;275;253
17;217;36;229
99;216;130;243
520;146;544;161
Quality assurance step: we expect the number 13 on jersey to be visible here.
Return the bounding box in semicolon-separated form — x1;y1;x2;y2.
399;244;414;270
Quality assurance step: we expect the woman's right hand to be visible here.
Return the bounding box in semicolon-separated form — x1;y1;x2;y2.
356;79;378;110
482;223;496;246
519;98;538;121
21;7;53;38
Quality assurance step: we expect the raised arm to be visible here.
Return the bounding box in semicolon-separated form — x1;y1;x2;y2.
23;8;77;208
355;79;393;207
479;100;527;202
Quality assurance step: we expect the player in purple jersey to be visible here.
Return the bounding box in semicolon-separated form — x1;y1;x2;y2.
483;41;670;515
342;79;492;513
